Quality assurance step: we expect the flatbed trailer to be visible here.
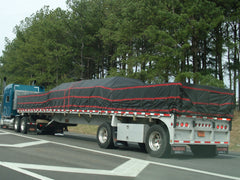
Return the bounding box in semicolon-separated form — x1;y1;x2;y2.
1;77;235;157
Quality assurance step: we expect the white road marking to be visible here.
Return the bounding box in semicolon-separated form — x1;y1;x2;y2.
2;159;149;178
0;140;48;148
0;132;11;135
150;161;240;180
0;129;240;180
0;161;54;180
112;158;149;177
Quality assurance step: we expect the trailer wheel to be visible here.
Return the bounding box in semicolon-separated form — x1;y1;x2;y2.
97;122;114;149
14;117;21;132
190;145;217;157
145;125;170;158
20;117;28;134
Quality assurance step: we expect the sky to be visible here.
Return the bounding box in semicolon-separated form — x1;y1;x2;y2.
0;0;67;56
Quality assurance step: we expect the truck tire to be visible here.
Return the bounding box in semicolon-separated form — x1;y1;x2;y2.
97;122;114;149
14;117;21;132
145;125;170;158
20;117;28;134
190;145;217;157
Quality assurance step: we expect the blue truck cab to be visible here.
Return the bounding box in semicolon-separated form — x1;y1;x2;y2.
0;84;44;129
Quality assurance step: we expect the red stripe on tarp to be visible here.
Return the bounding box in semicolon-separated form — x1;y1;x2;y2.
72;83;183;91
182;85;234;96
192;102;234;106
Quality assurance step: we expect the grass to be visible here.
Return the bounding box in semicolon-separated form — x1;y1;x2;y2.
68;112;240;152
230;111;240;152
68;124;98;135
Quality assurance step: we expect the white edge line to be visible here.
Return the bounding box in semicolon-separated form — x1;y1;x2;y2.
150;161;240;180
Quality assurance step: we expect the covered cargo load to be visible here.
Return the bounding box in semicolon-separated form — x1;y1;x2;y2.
17;77;235;118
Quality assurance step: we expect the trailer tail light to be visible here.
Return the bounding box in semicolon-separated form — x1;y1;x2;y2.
175;121;191;128
216;124;228;130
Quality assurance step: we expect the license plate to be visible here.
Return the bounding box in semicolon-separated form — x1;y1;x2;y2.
217;147;228;154
197;131;205;137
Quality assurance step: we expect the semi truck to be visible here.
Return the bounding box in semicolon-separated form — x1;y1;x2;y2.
0;77;235;158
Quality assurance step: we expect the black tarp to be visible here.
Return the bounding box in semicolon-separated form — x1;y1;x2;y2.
17;77;235;118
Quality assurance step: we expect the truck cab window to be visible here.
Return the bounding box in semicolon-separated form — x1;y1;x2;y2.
6;96;10;103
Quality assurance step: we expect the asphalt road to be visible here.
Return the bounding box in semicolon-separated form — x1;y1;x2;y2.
0;128;240;180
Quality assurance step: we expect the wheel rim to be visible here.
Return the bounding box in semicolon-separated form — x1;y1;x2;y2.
98;127;108;144
148;131;162;151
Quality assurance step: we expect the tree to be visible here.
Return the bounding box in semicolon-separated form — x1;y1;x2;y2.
0;0;239;93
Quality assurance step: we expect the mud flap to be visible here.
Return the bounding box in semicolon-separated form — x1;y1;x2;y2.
171;146;187;154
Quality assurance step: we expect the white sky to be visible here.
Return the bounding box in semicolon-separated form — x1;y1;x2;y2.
0;0;67;56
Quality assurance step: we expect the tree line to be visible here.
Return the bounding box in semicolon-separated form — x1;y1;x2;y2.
0;0;239;101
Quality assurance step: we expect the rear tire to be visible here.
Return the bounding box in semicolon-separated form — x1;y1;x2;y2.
97;122;114;149
20;117;28;134
145;125;170;158
14;117;21;132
